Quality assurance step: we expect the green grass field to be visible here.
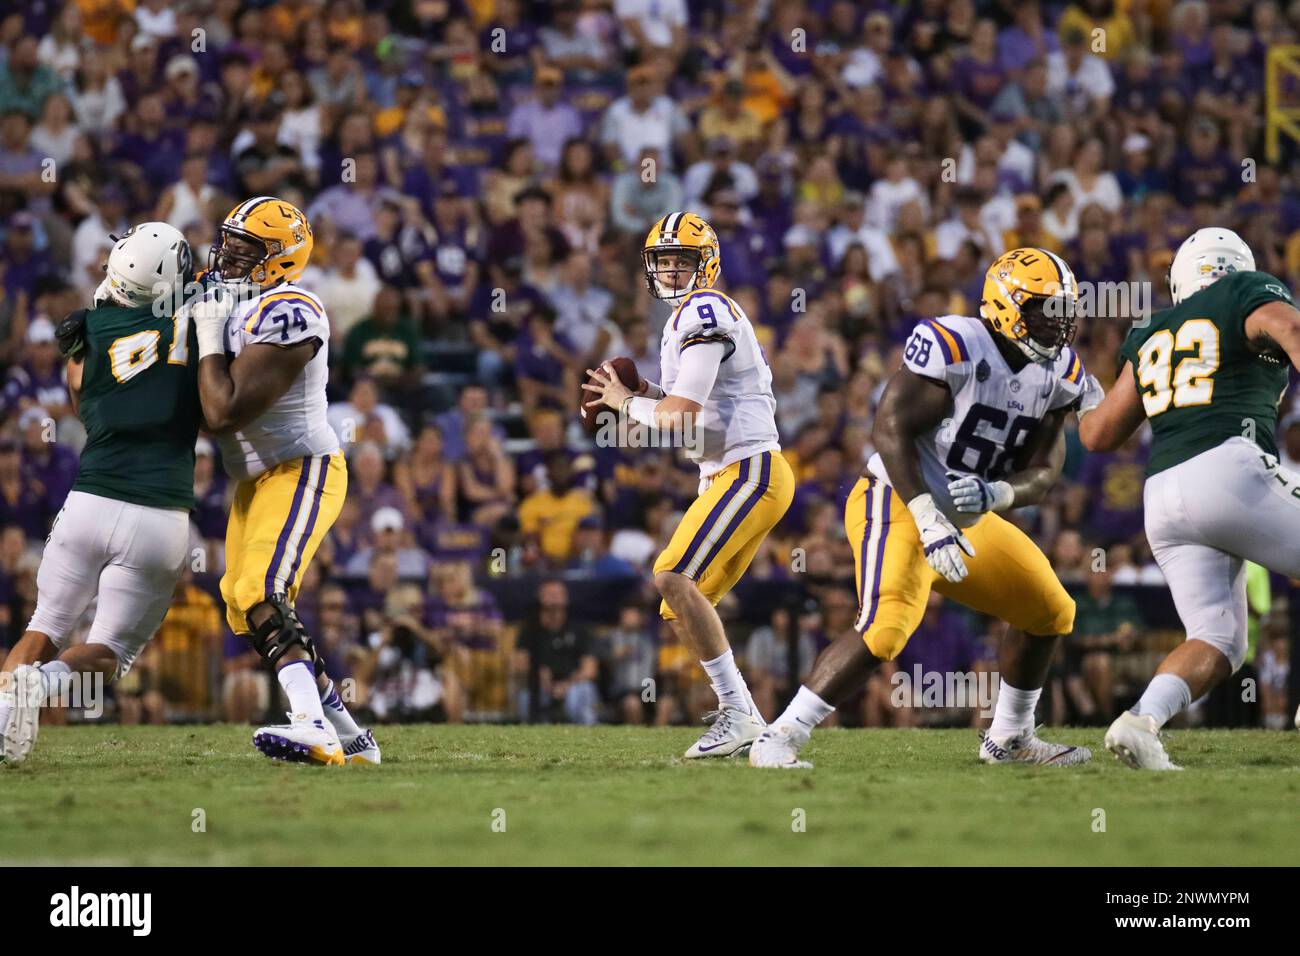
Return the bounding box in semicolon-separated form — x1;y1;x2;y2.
1;724;1296;865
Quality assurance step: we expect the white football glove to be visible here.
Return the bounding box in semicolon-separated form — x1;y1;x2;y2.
1076;373;1105;419
946;471;1014;515
908;493;975;583
192;285;235;358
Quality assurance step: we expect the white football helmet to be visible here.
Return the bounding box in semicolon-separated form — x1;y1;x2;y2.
96;221;193;308
1168;227;1255;305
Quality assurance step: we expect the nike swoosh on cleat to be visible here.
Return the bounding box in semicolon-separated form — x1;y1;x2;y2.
695;741;734;752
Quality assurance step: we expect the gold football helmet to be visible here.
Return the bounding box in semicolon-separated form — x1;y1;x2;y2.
642;212;721;301
979;247;1078;362
210;196;314;288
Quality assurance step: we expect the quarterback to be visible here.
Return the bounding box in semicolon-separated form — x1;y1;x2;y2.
1080;228;1300;769
0;223;196;764
751;248;1094;769
584;212;793;757
192;197;375;766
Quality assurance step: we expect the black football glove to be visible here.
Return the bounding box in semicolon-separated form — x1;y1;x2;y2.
55;308;89;360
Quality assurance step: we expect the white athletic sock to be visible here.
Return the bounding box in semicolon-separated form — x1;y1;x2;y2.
988;679;1040;739
700;649;755;715
38;660;73;699
1134;673;1192;729
319;679;363;737
778;685;835;732
278;660;327;723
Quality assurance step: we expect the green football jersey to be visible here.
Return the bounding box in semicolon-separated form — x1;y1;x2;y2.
74;302;202;509
1120;271;1294;476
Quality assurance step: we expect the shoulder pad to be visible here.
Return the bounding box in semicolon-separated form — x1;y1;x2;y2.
670;290;741;340
1058;346;1083;383
242;288;328;347
904;319;972;379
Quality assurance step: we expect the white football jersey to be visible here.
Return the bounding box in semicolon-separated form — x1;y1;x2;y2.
867;314;1087;526
209;281;339;481
660;289;780;477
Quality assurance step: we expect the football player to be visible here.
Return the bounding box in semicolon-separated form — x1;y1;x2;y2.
0;223;197;764
191;197;376;766
751;248;1094;769
583;212;793;757
1079;228;1300;769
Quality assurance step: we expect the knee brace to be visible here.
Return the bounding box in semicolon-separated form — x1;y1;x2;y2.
246;594;321;671
1188;630;1248;673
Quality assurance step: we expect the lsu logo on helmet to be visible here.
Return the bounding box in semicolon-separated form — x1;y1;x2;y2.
979;247;1078;363
642;212;721;301
210;196;314;288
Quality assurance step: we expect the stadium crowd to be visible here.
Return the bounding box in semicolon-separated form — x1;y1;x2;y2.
0;0;1297;731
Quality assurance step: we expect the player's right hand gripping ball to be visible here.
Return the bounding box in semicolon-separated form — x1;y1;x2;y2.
580;355;642;435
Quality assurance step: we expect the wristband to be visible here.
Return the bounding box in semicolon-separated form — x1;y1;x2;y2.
623;395;658;428
906;492;937;521
196;319;226;358
987;480;1015;512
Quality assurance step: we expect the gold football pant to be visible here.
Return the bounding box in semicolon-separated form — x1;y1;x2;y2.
221;452;347;634
845;476;1074;660
653;450;794;620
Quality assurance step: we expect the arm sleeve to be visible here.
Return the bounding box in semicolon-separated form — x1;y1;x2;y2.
670;339;726;404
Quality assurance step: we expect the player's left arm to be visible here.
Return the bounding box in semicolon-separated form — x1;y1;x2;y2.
1244;299;1300;372
196;342;314;434
66;356;83;417
1077;361;1145;452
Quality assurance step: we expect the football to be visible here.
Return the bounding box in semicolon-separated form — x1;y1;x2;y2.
579;355;643;434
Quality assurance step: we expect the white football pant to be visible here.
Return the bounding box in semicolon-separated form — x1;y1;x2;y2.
1144;437;1300;671
27;491;191;679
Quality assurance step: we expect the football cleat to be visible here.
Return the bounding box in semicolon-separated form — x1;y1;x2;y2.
684;705;765;759
749;721;813;769
2;665;47;766
253;713;344;766
341;729;381;765
978;727;1092;766
1105;711;1182;771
